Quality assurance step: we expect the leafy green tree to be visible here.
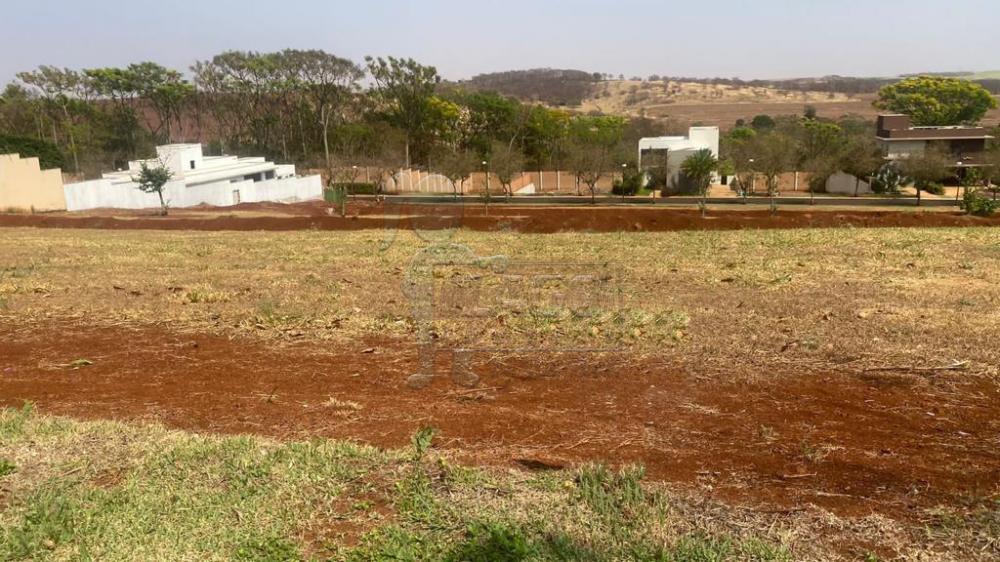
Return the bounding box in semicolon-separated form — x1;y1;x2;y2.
456;91;523;156
126;62;195;143
133;161;173;216
522;105;569;171
277;50;363;168
365;56;441;167
0;84;44;138
750;114;776;131
16;66;92;173
680;148;718;216
875;76;997;126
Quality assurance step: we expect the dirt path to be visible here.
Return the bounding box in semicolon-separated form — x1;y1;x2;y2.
3;203;1000;232
2;320;998;521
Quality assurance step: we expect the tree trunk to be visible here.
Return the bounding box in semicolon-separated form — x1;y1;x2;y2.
157;190;167;216
322;109;331;170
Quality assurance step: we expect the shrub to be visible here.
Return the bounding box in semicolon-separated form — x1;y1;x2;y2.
961;188;999;216
870;163;904;194
329;182;377;195
612;171;643;196
924;181;945;195
0;135;65;170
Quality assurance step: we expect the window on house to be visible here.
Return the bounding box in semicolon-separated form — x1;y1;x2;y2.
190;160;196;170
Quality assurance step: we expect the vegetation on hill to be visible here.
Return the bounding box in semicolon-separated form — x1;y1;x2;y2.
448;68;600;106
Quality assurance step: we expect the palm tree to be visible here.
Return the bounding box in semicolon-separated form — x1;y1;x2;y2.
681;148;719;217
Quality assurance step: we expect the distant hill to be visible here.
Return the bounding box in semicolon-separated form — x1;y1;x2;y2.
442;70;1000;130
448;69;601;106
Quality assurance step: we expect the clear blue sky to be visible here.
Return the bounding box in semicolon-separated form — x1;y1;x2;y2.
1;0;997;85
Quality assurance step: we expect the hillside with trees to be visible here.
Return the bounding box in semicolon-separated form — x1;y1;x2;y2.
446;69;601;106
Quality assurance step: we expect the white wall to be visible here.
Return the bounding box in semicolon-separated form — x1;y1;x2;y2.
826;171;872;195
64;175;323;212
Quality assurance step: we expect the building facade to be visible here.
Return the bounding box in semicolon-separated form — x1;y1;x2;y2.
876;114;993;167
638;127;721;189
64;144;322;212
0;153;67;212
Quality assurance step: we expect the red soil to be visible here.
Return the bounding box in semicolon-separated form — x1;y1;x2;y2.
3;202;1000;233
3;320;998;521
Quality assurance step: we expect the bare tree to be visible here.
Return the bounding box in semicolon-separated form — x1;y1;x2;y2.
489;140;525;200
899;146;951;206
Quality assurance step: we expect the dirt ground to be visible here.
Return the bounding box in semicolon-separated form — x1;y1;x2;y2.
4;201;1000;233
3;319;998;524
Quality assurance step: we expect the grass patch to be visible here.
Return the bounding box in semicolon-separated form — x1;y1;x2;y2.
0;407;810;561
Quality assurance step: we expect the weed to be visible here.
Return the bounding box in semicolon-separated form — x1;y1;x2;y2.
0;401;34;439
410;426;437;462
1;489;77;560
0;458;16;477
576;463;649;523
670;534;732;562
447;521;535;562
235;535;302;562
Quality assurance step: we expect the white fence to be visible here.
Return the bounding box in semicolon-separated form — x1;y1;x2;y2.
64;175;323;212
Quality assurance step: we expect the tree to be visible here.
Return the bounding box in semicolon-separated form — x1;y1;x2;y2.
285;50;364;168
133;161;173;216
16;66;92;173
750;114;776;131
749;133;796;214
875;76;997;126
566;114;626;202
488;140;524;200
898;146;951;206
981;144;1000;199
722;128;758;202
680;148;718;216
365;56;441;167
126;62;195;143
840;136;885;196
435;147;478;197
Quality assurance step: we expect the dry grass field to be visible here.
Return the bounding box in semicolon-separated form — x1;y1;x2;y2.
2;226;1000;560
574;80;1000;129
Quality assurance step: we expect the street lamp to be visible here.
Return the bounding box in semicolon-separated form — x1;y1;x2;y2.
955;160;965;203
621;163;628;201
482;160;490;200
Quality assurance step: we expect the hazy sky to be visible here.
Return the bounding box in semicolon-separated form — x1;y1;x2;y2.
1;0;997;85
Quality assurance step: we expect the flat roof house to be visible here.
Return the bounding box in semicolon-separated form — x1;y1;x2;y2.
63;144;323;212
638;127;721;189
876;114;993;167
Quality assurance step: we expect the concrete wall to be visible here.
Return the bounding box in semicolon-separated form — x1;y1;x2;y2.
64;174;322;212
0;154;67;212
826;171;872;195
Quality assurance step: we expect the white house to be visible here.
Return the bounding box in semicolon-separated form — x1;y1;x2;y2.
63;144;323;212
638;127;721;188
